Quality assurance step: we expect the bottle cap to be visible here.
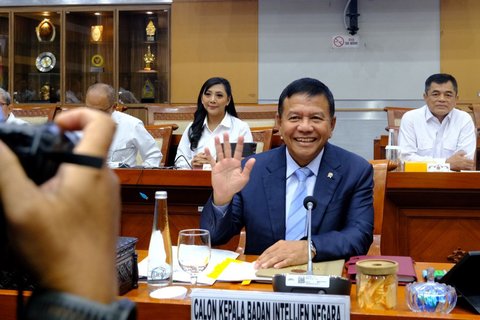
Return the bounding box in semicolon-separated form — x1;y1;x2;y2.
155;191;167;199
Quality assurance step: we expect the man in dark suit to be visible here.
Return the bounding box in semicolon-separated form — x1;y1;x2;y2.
201;78;373;269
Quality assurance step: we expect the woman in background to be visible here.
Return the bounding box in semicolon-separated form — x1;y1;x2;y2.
175;77;253;169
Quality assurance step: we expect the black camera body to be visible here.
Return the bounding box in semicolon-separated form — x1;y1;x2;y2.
0;122;80;288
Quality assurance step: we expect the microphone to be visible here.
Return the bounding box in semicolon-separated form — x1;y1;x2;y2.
303;196;317;275
272;195;351;295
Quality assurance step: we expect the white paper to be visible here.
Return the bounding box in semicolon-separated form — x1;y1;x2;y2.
138;246;239;285
215;260;271;282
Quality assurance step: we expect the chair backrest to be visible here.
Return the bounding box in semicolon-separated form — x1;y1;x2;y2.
10;105;57;124
384;106;414;130
147;105;196;134
236;105;277;131
251;128;273;153
144;125;174;167
366;159;396;255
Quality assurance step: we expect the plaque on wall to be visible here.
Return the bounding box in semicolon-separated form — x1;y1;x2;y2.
35;52;56;72
35;18;56;42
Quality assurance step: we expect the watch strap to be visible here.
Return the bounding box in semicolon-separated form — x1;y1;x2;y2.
25;290;136;320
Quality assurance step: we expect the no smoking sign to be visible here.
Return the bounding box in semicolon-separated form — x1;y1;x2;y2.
331;35;359;48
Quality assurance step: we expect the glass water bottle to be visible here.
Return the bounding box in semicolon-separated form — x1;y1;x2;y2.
147;191;173;288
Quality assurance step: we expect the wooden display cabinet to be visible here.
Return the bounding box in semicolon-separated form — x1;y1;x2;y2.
0;4;170;107
14;11;61;104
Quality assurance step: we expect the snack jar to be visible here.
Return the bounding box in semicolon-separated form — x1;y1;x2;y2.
356;259;399;310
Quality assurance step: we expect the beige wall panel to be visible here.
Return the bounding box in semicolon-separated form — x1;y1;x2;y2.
441;0;480;100
171;0;258;103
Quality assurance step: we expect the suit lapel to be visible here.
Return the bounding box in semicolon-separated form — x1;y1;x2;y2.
264;146;287;240
312;143;342;229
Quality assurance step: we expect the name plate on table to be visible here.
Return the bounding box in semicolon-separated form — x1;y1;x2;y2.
191;289;350;320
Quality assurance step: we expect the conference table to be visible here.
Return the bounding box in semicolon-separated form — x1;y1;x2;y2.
382;171;480;262
116;168;480;262
0;250;478;320
121;252;479;320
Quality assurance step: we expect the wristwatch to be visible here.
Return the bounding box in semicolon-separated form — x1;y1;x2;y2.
25;290;136;320
310;240;317;258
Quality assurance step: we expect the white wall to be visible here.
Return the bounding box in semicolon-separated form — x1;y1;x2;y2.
259;0;440;101
259;0;439;159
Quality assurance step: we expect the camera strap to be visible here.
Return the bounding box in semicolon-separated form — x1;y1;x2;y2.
48;152;104;169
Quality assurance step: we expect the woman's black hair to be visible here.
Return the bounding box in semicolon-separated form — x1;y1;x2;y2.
188;77;237;150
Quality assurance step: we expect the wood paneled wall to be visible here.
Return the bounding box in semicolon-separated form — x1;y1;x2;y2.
441;0;480;100
171;0;258;104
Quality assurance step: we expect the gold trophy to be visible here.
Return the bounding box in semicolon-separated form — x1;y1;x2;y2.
143;45;155;71
36;18;56;42
91;25;103;42
146;19;156;42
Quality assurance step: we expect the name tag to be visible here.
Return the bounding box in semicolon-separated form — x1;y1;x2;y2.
191;289;350;320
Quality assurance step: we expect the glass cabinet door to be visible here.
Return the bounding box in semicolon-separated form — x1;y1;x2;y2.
65;10;114;104
119;9;169;104
0;12;8;92
13;11;61;103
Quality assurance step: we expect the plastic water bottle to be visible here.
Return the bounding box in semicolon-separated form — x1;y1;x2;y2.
147;191;173;288
385;128;402;171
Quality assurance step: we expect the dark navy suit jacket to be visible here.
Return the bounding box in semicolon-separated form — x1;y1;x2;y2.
200;143;374;261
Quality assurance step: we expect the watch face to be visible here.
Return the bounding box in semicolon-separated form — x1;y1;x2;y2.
36;52;56;72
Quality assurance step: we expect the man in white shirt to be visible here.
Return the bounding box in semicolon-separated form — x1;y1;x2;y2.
0;88;28;125
398;73;476;171
85;83;162;168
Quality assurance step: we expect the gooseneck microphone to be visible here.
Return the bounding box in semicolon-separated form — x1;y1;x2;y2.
304;196;317;275
272;195;351;295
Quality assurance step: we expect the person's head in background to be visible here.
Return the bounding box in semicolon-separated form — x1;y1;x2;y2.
423;73;458;123
85;83;116;114
0;87;11;121
276;77;336;167
189;77;238;150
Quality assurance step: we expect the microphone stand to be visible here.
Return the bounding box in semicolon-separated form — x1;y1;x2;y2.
272;195;351;295
306;200;314;275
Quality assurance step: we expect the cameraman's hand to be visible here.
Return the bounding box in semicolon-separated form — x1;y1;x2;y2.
0;108;119;304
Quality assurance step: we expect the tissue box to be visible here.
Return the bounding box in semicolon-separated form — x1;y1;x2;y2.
0;236;139;295
116;236;139;295
404;161;428;172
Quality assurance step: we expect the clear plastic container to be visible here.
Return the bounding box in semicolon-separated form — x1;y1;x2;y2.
406;267;457;313
356;259;399;310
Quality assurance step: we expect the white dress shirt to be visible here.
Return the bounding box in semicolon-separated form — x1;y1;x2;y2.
175;112;253;169
108;111;162;168
6;113;29;125
398;105;476;162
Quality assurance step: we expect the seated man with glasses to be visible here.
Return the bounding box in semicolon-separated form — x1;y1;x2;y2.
85;83;162;168
0;88;28;124
398;73;476;171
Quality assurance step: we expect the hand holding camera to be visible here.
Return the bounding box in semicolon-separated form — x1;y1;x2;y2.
0;108;121;304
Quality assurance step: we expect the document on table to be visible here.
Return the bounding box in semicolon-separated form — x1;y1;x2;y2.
138;246;240;285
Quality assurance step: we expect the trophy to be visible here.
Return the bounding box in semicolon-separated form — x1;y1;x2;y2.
143;45;155;71
91;25;103;42
40;83;50;101
36;18;56;42
141;78;155;103
146;19;156;42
